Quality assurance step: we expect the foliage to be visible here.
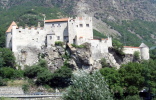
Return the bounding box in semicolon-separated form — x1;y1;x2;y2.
119;62;145;95
93;29;107;39
124;95;140;100
112;40;124;56
150;49;156;60
100;68;123;95
0;77;6;86
38;59;48;68
0;67;23;79
0;28;5;48
63;71;113;100
100;58;109;68
55;41;64;46
71;44;86;48
22;84;29;93
104;20;156;47
36;69;52;85
0;48;15;68
24;65;45;78
133;51;140;61
50;65;72;88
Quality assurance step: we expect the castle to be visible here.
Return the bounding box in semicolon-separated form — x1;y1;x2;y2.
5;17;149;67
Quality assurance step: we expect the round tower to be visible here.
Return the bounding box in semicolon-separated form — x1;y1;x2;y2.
139;43;149;60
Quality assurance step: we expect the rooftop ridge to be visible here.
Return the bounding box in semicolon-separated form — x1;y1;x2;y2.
45;18;69;23
6;21;18;33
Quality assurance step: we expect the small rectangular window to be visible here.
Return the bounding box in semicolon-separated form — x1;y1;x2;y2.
57;36;60;40
86;24;89;27
50;36;52;40
80;24;83;27
52;24;55;27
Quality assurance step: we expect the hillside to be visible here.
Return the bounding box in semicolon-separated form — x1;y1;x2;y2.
0;0;156;47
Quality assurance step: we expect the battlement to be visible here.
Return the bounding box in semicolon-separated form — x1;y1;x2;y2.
17;26;44;31
68;17;92;22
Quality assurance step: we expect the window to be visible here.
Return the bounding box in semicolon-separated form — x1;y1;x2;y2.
51;24;55;27
58;24;61;27
57;36;60;40
80;24;83;27
86;24;89;27
50;36;52;40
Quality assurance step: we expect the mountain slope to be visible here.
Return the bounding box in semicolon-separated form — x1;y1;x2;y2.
0;0;156;47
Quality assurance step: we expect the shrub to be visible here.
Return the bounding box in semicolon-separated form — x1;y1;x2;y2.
55;41;64;46
71;44;86;48
63;71;113;100
133;51;140;60
36;70;52;85
100;58;109;68
24;65;45;78
22;84;29;93
124;95;140;100
50;66;72;88
38;59;48;68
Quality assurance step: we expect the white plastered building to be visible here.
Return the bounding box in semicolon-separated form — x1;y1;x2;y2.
5;17;113;66
123;43;150;60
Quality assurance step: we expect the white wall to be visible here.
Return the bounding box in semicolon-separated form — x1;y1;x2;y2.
44;21;68;43
140;47;149;60
123;47;140;55
12;26;46;52
6;32;12;49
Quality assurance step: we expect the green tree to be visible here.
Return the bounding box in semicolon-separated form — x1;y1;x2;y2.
36;69;52;85
63;71;113;100
0;28;5;48
0;67;23;79
24;65;45;78
0;48;15;67
100;67;123;95
118;62;145;95
50;66;72;88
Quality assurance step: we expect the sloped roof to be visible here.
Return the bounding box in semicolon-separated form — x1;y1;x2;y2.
45;18;69;23
6;21;18;33
139;43;148;48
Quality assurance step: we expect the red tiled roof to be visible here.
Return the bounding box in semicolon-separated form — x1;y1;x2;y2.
45;18;69;23
79;36;83;38
6;21;18;33
124;46;140;49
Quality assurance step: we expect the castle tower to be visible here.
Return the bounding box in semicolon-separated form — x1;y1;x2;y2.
139;43;150;60
6;21;18;49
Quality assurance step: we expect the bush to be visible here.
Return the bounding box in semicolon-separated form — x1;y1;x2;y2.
38;59;48;68
71;44;86;48
124;95;140;100
50;66;72;88
133;51;140;60
63;71;113;100
0;48;15;68
100;58;109;68
0;67;23;79
36;70;52;85
22;84;29;93
55;41;64;46
24;65;45;78
0;77;6;86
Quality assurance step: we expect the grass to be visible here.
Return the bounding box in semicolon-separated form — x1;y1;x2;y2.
7;80;28;87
